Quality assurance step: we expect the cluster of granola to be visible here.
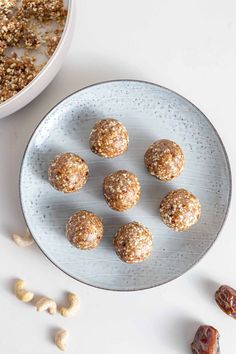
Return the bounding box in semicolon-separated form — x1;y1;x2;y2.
0;54;39;102
0;0;67;104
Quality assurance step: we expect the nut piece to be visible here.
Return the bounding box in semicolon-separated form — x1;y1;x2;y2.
113;221;153;264
160;189;201;232
48;152;89;193
0;0;16;16
59;292;80;318
55;329;69;352
14;279;34;302
191;325;220;354
21;0;67;23
12;229;34;247
103;170;141;212
35;297;57;315
66;210;104;250
89;118;129;158
215;284;236;318
144;139;184;181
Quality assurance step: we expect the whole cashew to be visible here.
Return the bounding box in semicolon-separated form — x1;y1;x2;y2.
55;329;69;351
35;297;57;314
59;292;80;317
14;279;34;302
12;229;34;247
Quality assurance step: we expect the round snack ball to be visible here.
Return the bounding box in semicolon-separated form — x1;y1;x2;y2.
144;139;184;181
66;210;104;250
103;170;141;212
113;222;153;264
89;118;129;158
160;189;201;232
48;152;89;193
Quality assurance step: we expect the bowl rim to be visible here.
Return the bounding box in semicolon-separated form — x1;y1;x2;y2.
19;79;232;292
0;0;73;112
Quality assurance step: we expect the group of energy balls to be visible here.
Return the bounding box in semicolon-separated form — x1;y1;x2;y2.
48;118;201;264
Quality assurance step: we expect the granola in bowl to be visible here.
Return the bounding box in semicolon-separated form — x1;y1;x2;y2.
0;0;67;104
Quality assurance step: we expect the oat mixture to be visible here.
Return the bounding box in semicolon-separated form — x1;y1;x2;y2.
113;221;153;264
89;118;129;158
144;139;184;181
48;153;89;193
103;170;141;212
0;0;67;103
160;188;201;232
66;210;104;250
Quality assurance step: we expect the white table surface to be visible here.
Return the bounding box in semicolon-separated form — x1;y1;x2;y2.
1;1;236;353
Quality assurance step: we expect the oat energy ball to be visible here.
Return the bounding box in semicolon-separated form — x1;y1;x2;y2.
160;189;201;232
144;139;184;181
48;153;89;193
113;222;153;264
103;170;141;212
89;118;129;158
66;210;104;250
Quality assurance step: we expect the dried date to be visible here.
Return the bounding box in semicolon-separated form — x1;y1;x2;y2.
191;325;220;354
215;284;236;318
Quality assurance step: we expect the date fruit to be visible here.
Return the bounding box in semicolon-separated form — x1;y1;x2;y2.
191;325;220;354
215;284;236;318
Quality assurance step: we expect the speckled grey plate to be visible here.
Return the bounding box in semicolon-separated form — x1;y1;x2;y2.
20;80;231;291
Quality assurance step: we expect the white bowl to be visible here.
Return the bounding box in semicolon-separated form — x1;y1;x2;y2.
0;0;76;120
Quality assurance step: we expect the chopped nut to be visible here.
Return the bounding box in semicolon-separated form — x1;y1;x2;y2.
0;0;17;17
0;54;39;102
21;0;67;24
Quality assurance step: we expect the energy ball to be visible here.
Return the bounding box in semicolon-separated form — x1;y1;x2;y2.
48;152;89;193
89;118;129;158
113;222;153;264
144;139;184;181
160;189;201;232
103;170;141;212
66;210;104;250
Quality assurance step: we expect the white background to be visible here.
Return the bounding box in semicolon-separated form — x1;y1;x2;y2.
1;0;236;353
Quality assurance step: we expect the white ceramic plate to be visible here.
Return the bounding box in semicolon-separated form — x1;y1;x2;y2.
20;80;231;291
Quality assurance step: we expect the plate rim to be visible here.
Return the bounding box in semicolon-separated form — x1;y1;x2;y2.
19;79;232;292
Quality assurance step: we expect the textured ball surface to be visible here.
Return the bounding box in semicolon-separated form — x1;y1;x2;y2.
160;189;201;231
103;170;141;212
144;139;184;181
66;210;104;250
113;222;153;263
89;118;129;158
48;152;89;193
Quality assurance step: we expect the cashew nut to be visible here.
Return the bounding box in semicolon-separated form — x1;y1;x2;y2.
14;279;34;302
12;229;34;247
35;297;57;314
59;292;80;317
55;329;69;351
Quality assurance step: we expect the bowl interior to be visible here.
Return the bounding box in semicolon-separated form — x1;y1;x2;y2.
0;0;71;119
20;80;231;291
